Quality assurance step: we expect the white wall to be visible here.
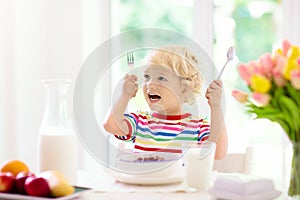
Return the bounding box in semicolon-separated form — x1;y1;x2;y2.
0;0;83;172
193;0;214;58
80;0;112;172
0;0;17;160
0;0;113;173
282;0;300;46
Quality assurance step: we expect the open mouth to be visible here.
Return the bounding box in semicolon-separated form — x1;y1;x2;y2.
148;93;161;103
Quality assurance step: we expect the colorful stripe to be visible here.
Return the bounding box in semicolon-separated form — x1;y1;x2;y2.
134;145;182;153
115;111;210;153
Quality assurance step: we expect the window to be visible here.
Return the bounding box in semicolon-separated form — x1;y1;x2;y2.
107;0;285;183
213;0;284;183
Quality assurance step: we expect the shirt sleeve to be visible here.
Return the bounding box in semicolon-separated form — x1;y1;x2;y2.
114;113;138;141
198;115;210;142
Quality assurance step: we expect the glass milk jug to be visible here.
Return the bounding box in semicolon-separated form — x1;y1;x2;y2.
38;79;78;185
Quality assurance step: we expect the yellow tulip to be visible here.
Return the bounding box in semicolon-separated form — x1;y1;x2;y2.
287;46;300;60
250;74;271;93
275;48;283;56
282;59;299;80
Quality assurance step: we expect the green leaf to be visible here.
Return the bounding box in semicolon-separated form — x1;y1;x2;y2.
244;92;300;141
279;96;300;132
286;82;300;107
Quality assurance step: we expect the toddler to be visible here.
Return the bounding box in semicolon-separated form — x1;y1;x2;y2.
103;45;228;159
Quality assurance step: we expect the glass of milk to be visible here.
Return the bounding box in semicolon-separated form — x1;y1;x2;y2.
38;79;78;185
184;141;216;191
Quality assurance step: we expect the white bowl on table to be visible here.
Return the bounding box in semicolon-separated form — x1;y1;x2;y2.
115;152;184;177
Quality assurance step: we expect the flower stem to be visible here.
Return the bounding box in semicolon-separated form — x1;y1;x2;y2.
288;142;300;197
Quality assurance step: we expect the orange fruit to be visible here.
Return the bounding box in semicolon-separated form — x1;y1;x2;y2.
0;159;30;176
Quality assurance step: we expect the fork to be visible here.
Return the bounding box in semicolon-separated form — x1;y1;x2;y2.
127;52;134;68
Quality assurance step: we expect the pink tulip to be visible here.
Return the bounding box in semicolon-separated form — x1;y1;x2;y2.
274;55;286;72
282;40;292;56
231;90;248;103
273;69;286;87
237;64;252;85
259;53;275;76
252;92;271;106
248;61;263;75
237;62;262;85
291;70;300;90
273;54;288;81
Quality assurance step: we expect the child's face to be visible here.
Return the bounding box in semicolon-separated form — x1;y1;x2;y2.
142;65;186;115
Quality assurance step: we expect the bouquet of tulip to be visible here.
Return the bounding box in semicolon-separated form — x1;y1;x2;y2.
232;40;300;197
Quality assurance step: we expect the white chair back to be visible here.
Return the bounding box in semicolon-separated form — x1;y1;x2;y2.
213;147;254;174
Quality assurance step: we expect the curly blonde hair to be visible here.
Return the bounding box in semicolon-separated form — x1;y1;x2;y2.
145;45;203;104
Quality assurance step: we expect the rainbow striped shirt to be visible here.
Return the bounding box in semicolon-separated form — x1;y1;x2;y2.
115;111;210;153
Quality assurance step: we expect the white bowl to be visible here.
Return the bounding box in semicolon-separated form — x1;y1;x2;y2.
115;152;183;177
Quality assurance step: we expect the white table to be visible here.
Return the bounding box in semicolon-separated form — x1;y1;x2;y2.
78;191;212;200
74;169;287;200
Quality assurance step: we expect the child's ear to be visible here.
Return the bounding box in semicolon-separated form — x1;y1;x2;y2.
181;84;192;99
181;81;191;93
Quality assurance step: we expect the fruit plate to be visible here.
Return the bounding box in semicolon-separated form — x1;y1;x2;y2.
0;186;92;200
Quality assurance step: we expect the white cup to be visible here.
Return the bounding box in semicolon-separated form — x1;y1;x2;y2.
184;141;216;190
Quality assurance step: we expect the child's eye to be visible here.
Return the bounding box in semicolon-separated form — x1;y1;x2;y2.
158;76;167;81
144;74;150;80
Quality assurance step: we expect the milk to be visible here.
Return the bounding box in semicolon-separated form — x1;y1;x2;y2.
38;130;78;185
184;141;216;190
38;79;78;185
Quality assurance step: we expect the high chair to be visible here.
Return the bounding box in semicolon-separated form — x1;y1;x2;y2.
213;147;255;174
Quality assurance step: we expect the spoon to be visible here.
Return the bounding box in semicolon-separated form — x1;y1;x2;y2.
217;46;234;79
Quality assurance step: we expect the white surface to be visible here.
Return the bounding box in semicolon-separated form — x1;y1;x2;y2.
75;169;287;200
77;169;190;193
81;191;212;200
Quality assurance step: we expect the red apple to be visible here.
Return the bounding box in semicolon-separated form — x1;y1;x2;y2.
15;171;35;194
0;172;15;193
25;176;50;197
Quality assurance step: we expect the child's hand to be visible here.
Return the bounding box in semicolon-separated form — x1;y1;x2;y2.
122;74;138;98
205;80;222;108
